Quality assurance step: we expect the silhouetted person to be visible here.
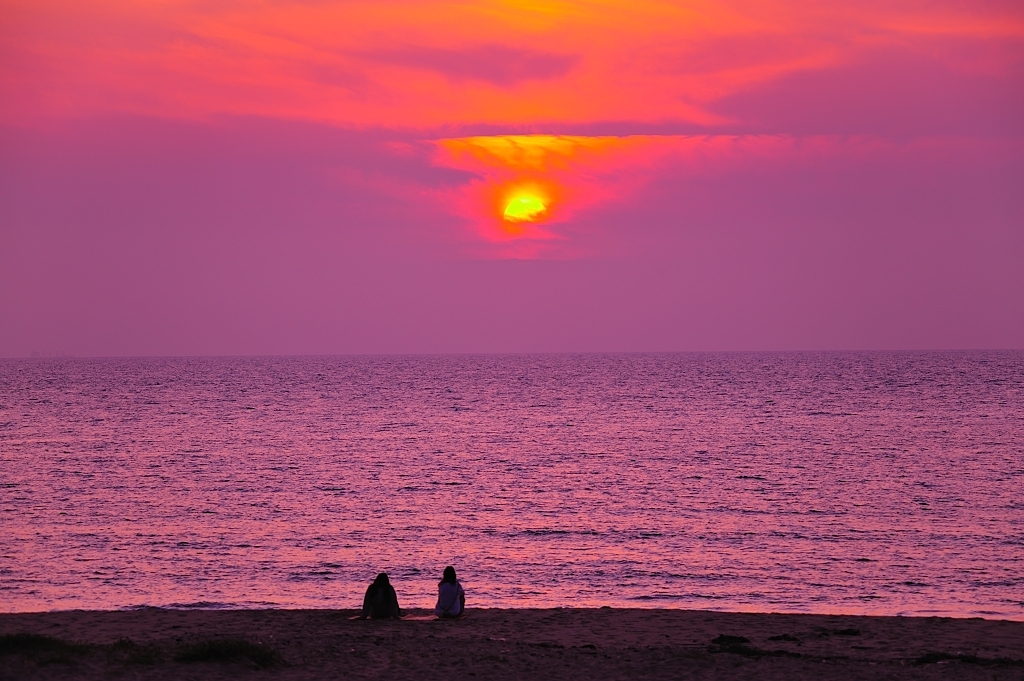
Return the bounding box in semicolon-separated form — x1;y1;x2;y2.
359;572;402;620
434;565;466;619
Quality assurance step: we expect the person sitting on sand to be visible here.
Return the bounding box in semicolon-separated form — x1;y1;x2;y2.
434;565;466;619
359;572;402;620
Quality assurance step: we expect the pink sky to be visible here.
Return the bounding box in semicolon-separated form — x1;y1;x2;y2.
1;0;1022;355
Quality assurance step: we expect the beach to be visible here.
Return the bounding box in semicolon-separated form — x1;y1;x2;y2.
2;608;1022;680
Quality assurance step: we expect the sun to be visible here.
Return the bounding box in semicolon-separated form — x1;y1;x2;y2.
503;194;547;223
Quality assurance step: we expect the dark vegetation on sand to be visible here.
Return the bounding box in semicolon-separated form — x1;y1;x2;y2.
174;638;283;668
0;633;91;665
0;632;281;670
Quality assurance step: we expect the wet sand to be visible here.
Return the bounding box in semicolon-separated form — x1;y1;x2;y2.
2;608;1022;680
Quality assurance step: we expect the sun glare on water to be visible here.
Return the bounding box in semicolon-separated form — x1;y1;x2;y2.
503;195;547;222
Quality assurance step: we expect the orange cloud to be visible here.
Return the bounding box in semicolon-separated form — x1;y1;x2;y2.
431;135;646;249
3;0;1021;127
430;133;860;257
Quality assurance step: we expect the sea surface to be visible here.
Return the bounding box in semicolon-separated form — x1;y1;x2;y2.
1;353;1022;619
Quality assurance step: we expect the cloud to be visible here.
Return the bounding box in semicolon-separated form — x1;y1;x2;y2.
4;0;1020;129
711;42;1024;135
427;134;830;257
357;44;578;86
425;132;1024;261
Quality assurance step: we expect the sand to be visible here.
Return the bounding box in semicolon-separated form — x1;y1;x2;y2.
2;608;1022;680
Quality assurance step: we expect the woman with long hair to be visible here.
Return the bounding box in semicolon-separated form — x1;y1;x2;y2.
359;572;402;620
434;565;466;619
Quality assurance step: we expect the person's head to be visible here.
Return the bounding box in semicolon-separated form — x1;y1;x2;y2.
441;566;457;584
373;572;390;588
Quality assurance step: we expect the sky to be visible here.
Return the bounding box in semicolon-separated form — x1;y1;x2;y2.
1;0;1022;356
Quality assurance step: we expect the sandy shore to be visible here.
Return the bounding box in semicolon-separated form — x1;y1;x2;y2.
1;608;1022;680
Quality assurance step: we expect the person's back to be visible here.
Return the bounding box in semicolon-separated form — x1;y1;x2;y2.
367;584;393;619
360;572;401;620
434;565;465;618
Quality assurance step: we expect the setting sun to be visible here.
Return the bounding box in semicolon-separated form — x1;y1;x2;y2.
503;195;547;222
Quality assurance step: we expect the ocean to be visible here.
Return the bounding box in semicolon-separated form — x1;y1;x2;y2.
1;352;1021;619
